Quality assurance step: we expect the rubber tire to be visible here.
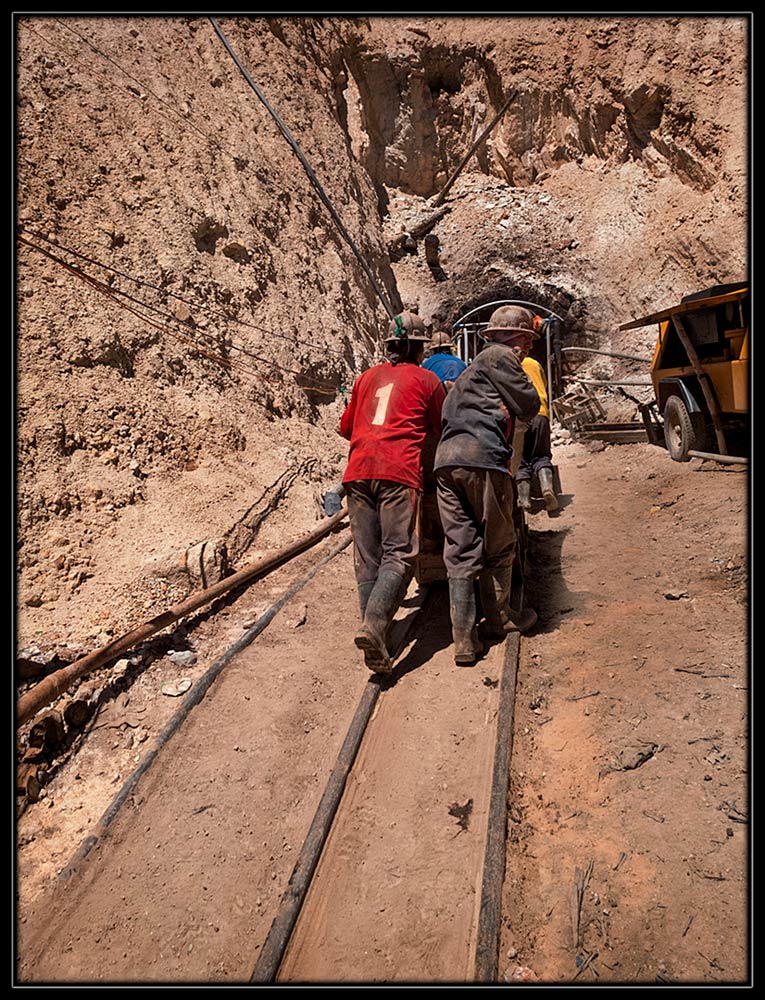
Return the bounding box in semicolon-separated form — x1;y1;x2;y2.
663;395;702;462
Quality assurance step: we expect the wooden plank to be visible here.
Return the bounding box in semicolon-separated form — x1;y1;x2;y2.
671;314;728;455
579;430;648;442
618;287;748;332
474;633;521;982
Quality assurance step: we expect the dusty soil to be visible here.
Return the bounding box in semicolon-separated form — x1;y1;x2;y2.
15;13;749;987
504;440;748;985
16;439;748;984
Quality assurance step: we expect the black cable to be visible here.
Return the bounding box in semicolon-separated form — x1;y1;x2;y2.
208;17;395;320
20;236;341;395
19;19;373;359
19;18;382;371
18;225;349;360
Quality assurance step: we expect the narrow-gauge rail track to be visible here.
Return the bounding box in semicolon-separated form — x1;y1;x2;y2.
254;592;519;983
19;539;523;984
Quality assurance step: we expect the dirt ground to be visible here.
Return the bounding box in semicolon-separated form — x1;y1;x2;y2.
15;13;750;987
16;438;749;984
503;439;748;984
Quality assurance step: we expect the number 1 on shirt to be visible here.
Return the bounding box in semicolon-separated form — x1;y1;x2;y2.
371;382;393;425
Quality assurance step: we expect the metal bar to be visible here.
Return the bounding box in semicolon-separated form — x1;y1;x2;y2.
671;313;728;455
474;633;521;981
567;377;653;387
455;300;565;329
582;422;646;431
579;430;648;442
433;90;518;207
687;450;748;465
561;346;652;363
17;508;349;726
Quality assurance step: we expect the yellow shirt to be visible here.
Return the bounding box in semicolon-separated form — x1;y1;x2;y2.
521;356;549;419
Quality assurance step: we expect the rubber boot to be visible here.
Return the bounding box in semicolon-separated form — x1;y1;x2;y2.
479;566;514;637
506;606;538;632
448;578;483;666
479;567;538;636
354;570;403;674
539;467;559;512
357;581;375;619
517;480;532;512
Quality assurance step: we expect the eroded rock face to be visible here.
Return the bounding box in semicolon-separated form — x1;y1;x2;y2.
15;15;748;648
338;17;745;198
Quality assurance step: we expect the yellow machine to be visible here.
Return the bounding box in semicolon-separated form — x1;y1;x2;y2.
620;282;749;461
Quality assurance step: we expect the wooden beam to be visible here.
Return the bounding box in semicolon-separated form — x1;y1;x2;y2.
433;90;518;207
671;314;728;455
618;287;747;332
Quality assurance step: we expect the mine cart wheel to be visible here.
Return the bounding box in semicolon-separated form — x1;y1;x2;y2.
663;395;704;462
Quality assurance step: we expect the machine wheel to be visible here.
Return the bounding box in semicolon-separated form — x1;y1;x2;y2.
663;395;704;461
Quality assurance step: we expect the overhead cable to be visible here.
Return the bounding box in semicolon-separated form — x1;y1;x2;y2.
18;226;349;360
19;236;340;395
208;16;395;319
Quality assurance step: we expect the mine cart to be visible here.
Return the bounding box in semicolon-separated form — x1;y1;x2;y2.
620;282;749;462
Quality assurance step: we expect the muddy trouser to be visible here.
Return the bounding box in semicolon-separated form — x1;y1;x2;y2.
515;414;553;483
435;466;517;580
345;480;421;586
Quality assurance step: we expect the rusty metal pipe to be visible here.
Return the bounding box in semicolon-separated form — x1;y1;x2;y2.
433;90;518;207
57;533;353;882
561;346;652;363
687;450;748;465
569;377;653;387
16;508;348;727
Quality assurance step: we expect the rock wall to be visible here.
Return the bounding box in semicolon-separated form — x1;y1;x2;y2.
15;15;748;649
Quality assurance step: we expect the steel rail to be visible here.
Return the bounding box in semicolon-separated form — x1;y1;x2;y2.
56;532;352;882
251;585;433;982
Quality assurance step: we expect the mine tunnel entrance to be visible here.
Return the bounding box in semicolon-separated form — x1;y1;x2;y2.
448;297;566;404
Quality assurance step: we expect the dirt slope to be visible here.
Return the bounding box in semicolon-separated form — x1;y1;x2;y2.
16;14;749;986
17;439;748;984
16;14;748;651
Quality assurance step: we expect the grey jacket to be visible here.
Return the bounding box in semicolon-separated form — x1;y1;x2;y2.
434;344;540;474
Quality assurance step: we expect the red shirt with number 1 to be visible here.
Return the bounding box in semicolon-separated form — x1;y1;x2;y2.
339;362;445;491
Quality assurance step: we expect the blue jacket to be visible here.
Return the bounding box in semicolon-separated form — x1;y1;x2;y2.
422;352;468;384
